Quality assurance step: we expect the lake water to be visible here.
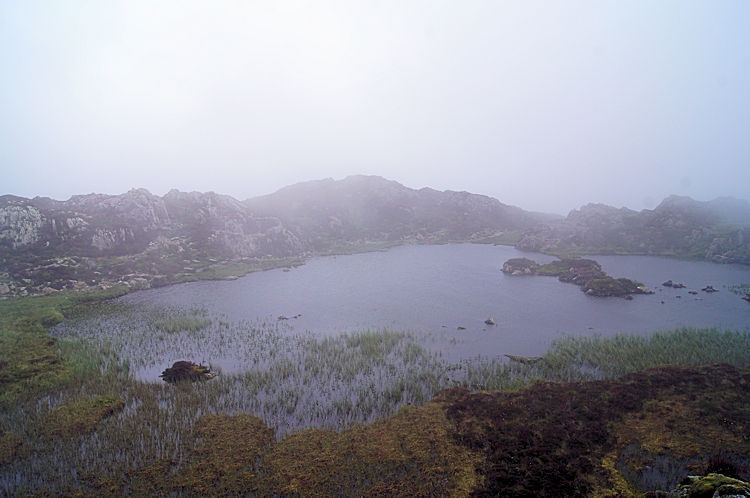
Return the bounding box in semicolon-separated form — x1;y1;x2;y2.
118;244;750;362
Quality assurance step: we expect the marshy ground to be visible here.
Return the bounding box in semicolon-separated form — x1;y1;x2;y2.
1;291;749;495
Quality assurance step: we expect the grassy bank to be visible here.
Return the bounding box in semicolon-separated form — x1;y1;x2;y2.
1;292;749;495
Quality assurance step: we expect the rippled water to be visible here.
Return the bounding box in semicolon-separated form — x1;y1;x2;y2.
116;244;750;362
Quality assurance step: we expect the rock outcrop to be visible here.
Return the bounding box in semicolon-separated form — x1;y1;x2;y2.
245;175;546;250
503;257;647;297
516;195;750;265
0;176;548;296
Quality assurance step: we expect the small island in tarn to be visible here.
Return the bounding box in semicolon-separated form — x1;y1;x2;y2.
502;257;653;297
160;361;217;383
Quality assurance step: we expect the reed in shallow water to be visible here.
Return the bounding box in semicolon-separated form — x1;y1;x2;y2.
1;298;749;495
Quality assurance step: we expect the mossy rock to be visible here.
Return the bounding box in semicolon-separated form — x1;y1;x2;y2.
677;473;750;497
160;361;216;383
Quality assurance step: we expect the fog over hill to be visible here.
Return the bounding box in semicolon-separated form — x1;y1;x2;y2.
1;175;749;297
518;195;750;264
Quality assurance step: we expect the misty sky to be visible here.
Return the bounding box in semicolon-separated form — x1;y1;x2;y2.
1;1;749;215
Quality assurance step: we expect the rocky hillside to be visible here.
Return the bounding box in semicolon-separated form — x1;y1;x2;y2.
516;195;750;264
0;176;543;296
3;177;747;297
245;175;544;250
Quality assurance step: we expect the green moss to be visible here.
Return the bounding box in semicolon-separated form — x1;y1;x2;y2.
0;430;24;466
678;473;750;498
583;277;642;296
154;315;211;333
0;288;128;406
39;396;125;439
176;414;275;495
258;401;482;497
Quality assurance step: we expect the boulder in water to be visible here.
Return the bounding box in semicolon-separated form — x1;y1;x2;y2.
160;361;216;383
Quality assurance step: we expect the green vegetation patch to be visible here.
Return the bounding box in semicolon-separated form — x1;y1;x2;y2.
258;401;482;497
176;414;275;495
39;396;124;439
0;430;24;467
677;473;750;498
154;314;211;333
0;288;128;406
582;277;642;297
537;257;601;276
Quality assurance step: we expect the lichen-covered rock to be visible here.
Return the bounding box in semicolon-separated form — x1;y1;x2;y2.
676;473;750;497
0;203;43;248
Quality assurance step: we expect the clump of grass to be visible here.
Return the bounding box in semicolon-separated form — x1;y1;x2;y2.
461;327;750;391
0;287;129;406
0;431;23;467
257;401;482;497
175;414;275;495
154;315;211;333
38;396;124;439
729;283;750;296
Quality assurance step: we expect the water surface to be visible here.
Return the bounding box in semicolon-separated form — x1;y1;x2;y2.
119;244;750;361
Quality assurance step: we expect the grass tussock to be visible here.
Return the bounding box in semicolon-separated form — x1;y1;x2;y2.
0;287;128;406
39;396;124;439
154;308;211;333
462;327;750;391
258;401;482;497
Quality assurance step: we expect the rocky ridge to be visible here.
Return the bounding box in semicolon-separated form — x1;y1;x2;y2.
0;176;542;297
3;178;749;298
516;195;750;264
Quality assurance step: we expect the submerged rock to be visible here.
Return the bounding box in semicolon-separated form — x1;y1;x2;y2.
702;285;719;293
484;317;496;325
160;361;217;383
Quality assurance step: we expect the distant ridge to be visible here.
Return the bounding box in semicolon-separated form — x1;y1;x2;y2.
1;176;748;297
517;194;750;264
0;176;546;296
